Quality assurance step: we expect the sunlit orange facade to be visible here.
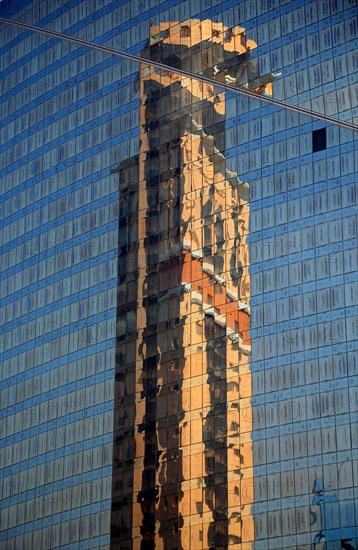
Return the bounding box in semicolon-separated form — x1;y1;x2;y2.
111;19;269;549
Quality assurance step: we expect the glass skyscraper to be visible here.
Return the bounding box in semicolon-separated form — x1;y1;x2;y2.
0;1;357;549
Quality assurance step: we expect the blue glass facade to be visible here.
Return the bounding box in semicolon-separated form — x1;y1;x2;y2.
0;1;127;548
0;1;357;549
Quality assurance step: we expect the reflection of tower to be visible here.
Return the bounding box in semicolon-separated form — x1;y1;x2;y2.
110;19;271;549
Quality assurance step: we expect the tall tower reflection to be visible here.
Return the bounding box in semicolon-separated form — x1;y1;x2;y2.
111;19;276;549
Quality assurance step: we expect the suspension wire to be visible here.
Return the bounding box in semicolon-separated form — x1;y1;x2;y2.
0;16;357;132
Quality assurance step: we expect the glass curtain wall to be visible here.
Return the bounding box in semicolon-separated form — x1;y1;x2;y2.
0;1;357;549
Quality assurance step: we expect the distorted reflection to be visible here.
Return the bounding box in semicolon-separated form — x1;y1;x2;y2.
111;19;277;549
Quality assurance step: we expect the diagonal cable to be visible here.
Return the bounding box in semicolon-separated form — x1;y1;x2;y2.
0;16;357;132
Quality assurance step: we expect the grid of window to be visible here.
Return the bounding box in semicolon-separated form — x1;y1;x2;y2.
0;0;357;549
0;0;135;547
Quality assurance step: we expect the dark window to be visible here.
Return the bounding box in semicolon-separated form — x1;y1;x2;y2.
180;25;191;37
312;128;326;152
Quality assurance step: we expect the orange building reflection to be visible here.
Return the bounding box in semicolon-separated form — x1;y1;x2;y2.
111;19;276;549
